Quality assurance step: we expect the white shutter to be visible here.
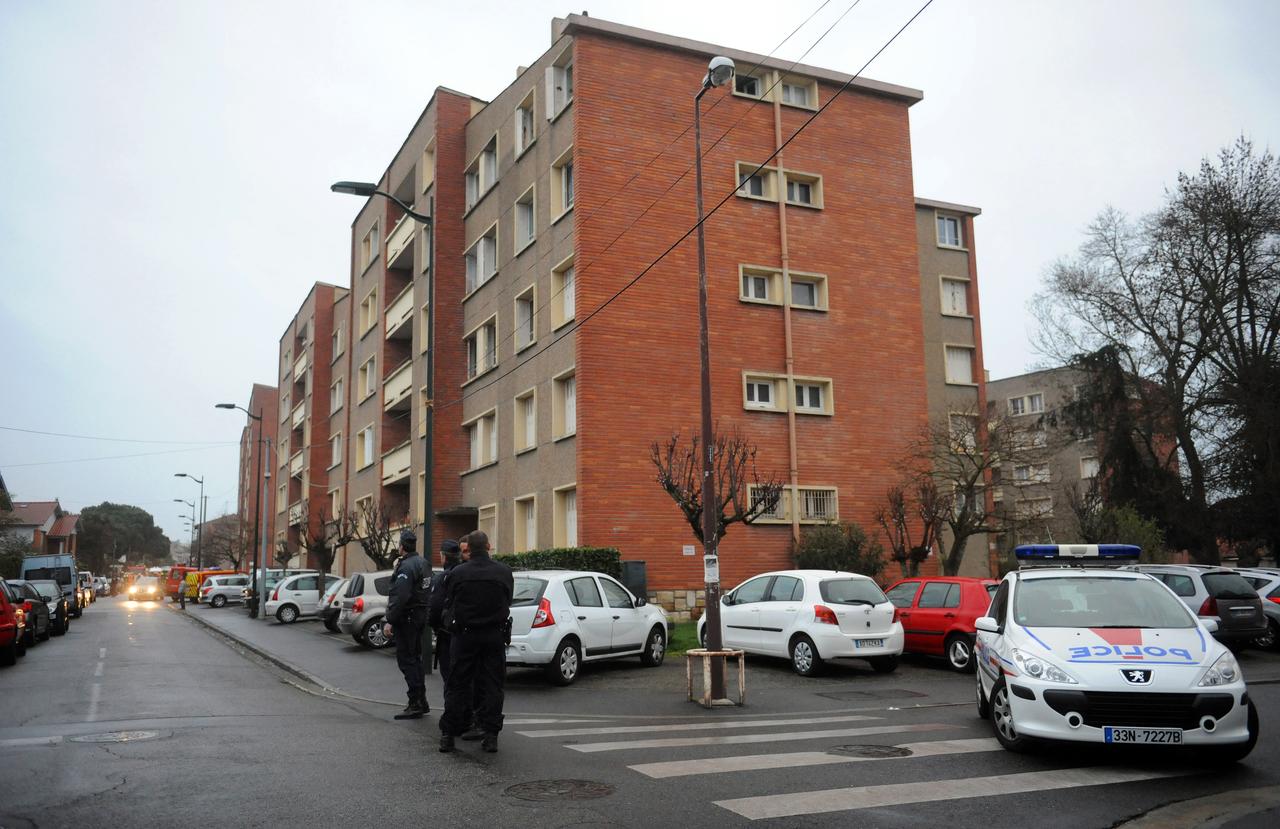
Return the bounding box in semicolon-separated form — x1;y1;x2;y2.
564;376;576;431
545;67;556;119
564;490;577;546
945;346;973;384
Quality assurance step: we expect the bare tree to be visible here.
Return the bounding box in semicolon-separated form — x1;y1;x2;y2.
297;500;360;598
874;479;946;578
650;425;784;545
202;517;247;571
274;540;294;568
355;498;400;570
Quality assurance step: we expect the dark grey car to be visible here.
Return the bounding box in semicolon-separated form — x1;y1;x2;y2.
1131;564;1268;645
6;580;52;645
27;580;70;636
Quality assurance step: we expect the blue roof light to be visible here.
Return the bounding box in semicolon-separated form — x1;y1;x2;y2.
1015;544;1141;561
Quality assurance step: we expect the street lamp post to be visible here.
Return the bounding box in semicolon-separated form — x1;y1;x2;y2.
176;473;205;572
175;499;195;608
694;56;735;702
217;403;267;620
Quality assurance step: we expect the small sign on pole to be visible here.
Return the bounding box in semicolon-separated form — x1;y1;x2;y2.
703;554;719;583
682;544;696;556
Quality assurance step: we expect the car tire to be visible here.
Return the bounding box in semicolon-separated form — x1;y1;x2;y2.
975;669;991;719
546;638;582;686
698;625;707;649
363;617;390;649
323;616;340;633
1252;619;1279;652
1204;700;1259;764
990;679;1032;752
868;655;898;673
276;605;299;624
38;624;51;642
52;618;66;637
211;595;227;609
790;634;824;677
0;640;15;666
640;626;666;667
945;633;976;673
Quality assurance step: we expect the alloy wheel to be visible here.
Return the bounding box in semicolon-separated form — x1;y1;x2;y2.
559;646;579;681
992;686;1017;742
948;637;972;670
365;620;389;648
793;639;814;674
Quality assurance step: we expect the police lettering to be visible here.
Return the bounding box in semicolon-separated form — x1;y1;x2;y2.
1067;645;1192;661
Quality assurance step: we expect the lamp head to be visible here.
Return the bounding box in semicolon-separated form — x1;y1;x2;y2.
705;56;735;88
175;473;187;479
215;403;236;410
330;181;378;197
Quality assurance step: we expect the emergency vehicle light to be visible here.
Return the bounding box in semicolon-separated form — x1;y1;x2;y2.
1015;544;1141;560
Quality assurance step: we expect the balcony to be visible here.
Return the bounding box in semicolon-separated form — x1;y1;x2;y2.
289;451;304;478
385;282;414;341
291;401;305;429
381;441;411;485
294;351;308;378
386;213;415;270
383;359;413;412
288;501;303;526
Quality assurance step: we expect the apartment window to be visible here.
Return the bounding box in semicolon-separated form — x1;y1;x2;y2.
464;318;498;381
554;486;577;547
330;378;344;413
783;173;822;208
478;504;497;549
331;327;343;361
359;288;378;336
793;379;833;415
280;393;290;422
356;426;375;470
420;143;435;192
359;357;376;400
736;162;778;201
740;172;764;197
743;272;770;301
1009;393;1045;416
548;51;574;118
940;277;969;316
361;225;379;270
551;147;574;218
514;186;536;252
329;488;342;517
552;256;575;328
738;265;780;305
464;225;498;294
1080;456;1100;480
944;345;975;385
282;348;292;378
749;485;788;521
949;414;978;451
1013;464;1050;484
937;214;963;247
416;473;426;523
1016;497;1053;519
419;387;430;437
789;275;826;309
464;135;498;212
734;73;762;98
553;371;576;439
779;77;817;108
744;375;781;411
466;411;497;469
355;494;372;516
514;388;537;453
514;495;537;552
515;90;536;155
329;433;342;468
514;286;536;351
798;487;838;522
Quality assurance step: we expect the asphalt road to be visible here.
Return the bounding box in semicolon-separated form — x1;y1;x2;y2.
2;596;1278;828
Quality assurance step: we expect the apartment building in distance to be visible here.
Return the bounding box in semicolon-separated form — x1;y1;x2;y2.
260;14;992;595
233;383;279;561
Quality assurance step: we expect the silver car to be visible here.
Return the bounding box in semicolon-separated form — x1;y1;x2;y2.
337;570;393;649
201;574;250;608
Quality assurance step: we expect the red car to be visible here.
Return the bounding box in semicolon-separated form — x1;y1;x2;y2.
883;576;997;672
0;578;28;667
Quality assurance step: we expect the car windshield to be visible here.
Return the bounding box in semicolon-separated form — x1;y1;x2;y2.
1202;572;1258;600
819;578;887;606
137;577;159;588
1013;576;1194;629
512;577;548;607
25;567;72;585
31;582;61;600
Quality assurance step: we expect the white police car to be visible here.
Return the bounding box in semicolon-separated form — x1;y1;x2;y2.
974;544;1258;763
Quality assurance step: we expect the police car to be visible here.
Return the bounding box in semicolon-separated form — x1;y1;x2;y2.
974;544;1258;763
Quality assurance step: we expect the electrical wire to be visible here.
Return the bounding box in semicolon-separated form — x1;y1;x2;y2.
0;424;236;445
2;443;237;468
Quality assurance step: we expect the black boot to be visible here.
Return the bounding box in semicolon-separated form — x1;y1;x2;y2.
417;691;430;714
438;734;456;753
461;716;483;740
394;693;426;720
481;733;498;753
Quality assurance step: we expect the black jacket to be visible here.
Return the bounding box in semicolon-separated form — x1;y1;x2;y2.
442;554;514;631
385;553;430;626
427;562;456;631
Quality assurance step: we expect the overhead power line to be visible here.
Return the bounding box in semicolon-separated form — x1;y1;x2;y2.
0;425;235;445
3;443;237;468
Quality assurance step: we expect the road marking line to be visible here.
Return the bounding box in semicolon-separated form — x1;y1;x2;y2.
0;736;64;748
99;648;106;659
566;723;949;753
520;714;880;738
87;683;101;723
629;738;1000;778
505;718;602;725
715;766;1194;820
94;662;104;677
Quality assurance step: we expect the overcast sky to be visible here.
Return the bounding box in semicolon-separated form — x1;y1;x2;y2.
1;0;1276;544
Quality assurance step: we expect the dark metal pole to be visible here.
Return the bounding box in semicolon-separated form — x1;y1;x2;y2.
422;197;435;675
694;84;726;700
249;411;263;617
197;480;205;572
261;441;272;624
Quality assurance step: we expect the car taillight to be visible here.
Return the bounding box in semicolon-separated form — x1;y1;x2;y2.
1199;596;1218;616
272;587;280;601
814;605;839;625
352;597;364;613
1270;596;1280;605
532;597;555;628
202;587;213;595
891;607;901;624
22;601;32;613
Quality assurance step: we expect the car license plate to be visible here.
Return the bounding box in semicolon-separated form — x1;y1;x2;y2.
1104;727;1182;744
855;638;884;649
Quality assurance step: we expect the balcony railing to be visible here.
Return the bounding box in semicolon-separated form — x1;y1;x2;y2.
291;401;305;428
385;282;414;341
383;359;413;412
288;501;303;526
289;451;304;478
386;213;415;270
294;351;308;378
381;441;411;485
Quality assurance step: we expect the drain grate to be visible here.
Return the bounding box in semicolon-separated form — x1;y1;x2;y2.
69;730;163;744
505;780;615;802
827;744;914;758
816;688;927;702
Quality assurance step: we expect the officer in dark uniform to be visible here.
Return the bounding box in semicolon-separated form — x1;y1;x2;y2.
426;538;462;686
438;530;513;753
385;529;432;720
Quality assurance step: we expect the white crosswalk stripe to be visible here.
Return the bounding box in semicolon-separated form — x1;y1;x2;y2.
517;713;880;738
563;722;949;753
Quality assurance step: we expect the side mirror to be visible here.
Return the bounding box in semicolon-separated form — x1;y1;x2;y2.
1201;618;1219;634
974;616;1000;634
721;594;733;606
634;596;647;608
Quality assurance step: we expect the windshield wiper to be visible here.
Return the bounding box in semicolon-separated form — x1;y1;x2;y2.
838;599;876;606
1090;624;1154;629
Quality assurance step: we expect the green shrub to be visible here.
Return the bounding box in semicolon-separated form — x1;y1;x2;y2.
495;547;622;578
792;522;885;579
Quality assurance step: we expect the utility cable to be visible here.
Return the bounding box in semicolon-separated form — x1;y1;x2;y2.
0;424;236;445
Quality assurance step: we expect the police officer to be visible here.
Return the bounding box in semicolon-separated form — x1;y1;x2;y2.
438;530;513;753
385;529;432;720
426;538;463;686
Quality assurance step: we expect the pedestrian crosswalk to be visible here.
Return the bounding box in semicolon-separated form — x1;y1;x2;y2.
512;708;1204;821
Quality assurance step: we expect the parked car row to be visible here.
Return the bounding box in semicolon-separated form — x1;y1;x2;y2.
1;570;93;668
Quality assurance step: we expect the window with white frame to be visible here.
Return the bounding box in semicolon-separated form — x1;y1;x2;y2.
949;413;978;451
331;326;343;360
1080;456;1100;480
514;389;537;453
550;150;574;216
514;89;535;155
280;393;290;421
361;225;379;270
553;371;576;439
940;277;969;316
329;433;342;468
358;357;376;400
547;52;574;118
1008;393;1045;416
356;425;375;469
330;377;344;413
937;214;962;247
784;174;821;207
464;318;498;380
1013;464;1050;484
734;73;763;98
1016;497;1053;519
554;486;577;546
793;379;832;415
743;374;782;411
419;388;430;438
736;163;777;200
789;274;826;309
464;135;498;212
552;256;575;328
514;286;535;351
329;488;342;517
514;186;535;252
779;77;817;108
741;268;774;303
749;485;788;521
359;288;378;335
514;495;536;552
420;142;435;192
944;345;975;385
478;504;497;548
464;225;498;294
466;411;497;470
798;486;838;521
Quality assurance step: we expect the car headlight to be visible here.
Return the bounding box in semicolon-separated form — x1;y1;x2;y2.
1012;648;1078;684
1198;652;1241;687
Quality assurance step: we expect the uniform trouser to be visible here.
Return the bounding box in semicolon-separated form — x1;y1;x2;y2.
440;628;505;736
435;630;452;687
394;611;427;696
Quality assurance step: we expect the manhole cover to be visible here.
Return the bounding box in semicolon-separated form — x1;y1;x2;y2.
69;730;163;744
505;780;615;802
828;744;914;758
817;688;927;702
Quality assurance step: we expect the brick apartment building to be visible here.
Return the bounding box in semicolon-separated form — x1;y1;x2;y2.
240;15;990;595
233;383;279;564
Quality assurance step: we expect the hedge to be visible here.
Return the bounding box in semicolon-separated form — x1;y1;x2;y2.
494;547;622;578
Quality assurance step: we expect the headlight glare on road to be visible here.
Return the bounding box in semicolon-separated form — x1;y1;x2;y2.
1198;652;1241;686
1012;648;1077;684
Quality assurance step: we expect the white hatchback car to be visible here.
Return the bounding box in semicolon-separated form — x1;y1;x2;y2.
264;573;341;624
975;544;1258;762
506;570;670;685
696;570;904;676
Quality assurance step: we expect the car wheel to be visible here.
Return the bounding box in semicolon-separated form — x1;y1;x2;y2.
1204;700;1259;764
211;595;227;609
991;680;1032;752
276;605;299;624
869;655;898;673
38;624;51;642
363;618;390;649
323;616;340;633
975;669;991;719
52;618;66;637
1252;619;1279;652
546;638;581;686
945;633;975;672
790;634;824;677
698;625;707;649
640;626;666;667
0;640;16;667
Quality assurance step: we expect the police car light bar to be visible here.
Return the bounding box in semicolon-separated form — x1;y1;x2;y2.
1015;544;1141;561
